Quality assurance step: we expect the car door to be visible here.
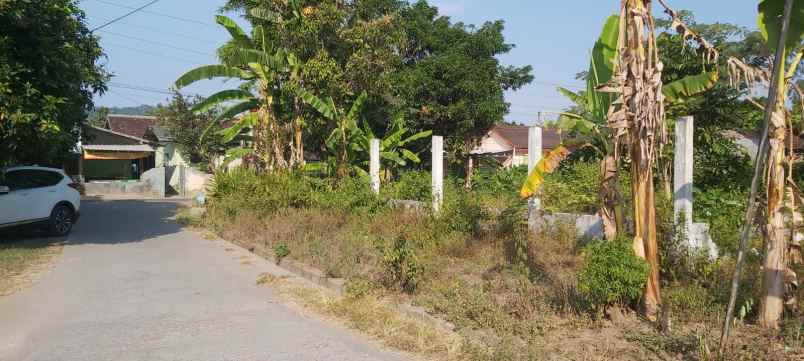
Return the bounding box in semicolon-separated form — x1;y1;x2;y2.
0;171;37;225
23;170;65;220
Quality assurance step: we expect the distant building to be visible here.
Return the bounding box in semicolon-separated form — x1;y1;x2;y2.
78;114;190;180
471;125;564;168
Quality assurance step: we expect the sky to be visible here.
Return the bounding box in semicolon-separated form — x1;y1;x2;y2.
80;0;760;125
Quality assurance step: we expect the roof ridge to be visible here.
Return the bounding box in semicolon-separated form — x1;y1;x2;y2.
108;114;157;119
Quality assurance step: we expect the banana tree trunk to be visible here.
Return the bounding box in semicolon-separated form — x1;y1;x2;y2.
336;123;349;180
599;154;619;240
620;0;662;320
760;113;788;329
631;138;662;319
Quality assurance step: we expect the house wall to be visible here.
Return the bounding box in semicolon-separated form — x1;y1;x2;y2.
155;142;189;167
474;132;512;154
84;159;132;180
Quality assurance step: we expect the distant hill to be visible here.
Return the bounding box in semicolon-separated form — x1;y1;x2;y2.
100;105;159;116
87;105;160;127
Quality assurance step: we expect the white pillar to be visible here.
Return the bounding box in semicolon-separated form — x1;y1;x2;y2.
528;126;543;212
528;126;543;173
370;138;380;195
432;136;444;213
674;116;694;245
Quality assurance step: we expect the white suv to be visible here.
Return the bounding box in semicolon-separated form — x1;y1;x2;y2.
0;166;81;236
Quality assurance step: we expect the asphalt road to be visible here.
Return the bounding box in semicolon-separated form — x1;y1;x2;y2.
0;199;406;361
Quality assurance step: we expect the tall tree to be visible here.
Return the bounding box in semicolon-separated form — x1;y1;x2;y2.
0;0;109;166
153;93;226;171
394;1;533;182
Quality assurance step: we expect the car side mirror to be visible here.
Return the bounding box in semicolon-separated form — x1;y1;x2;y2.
0;186;9;195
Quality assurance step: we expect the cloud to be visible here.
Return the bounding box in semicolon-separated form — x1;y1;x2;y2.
431;1;465;15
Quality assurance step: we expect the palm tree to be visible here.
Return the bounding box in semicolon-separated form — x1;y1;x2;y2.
174;14;292;171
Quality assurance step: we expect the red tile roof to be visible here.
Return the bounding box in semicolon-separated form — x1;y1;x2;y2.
106;114;156;141
491;125;563;153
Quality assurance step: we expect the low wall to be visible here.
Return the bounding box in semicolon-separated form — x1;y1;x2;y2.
83;180;159;197
529;211;605;241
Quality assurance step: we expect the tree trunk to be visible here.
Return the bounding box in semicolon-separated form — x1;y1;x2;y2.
631;138;662;320
760;121;788;329
599;154;619;240
336;124;348;180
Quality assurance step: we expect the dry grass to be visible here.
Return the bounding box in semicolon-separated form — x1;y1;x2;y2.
256;273;465;361
0;237;63;296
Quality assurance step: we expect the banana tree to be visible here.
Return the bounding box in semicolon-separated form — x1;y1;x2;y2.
351;114;432;180
719;0;803;332
297;89;367;179
550;14;718;241
594;0;720;320
174;14;292;171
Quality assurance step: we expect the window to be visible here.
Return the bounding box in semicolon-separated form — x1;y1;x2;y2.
3;170;63;190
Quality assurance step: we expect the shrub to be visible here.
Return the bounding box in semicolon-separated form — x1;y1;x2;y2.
382;236;422;293
578;238;650;310
541;160;600;214
274;243;290;263
384;170;431;202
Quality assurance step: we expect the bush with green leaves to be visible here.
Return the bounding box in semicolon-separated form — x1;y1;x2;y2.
382;236;422;293
541;160;600;214
384;170;432;202
578;238;650;310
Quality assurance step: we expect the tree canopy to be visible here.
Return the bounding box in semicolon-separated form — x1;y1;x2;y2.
0;0;109;166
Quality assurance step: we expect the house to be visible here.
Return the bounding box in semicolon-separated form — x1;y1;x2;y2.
722;129;804;161
79;114;189;181
471;124;564;167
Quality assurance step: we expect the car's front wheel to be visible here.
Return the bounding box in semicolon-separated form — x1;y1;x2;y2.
48;204;74;236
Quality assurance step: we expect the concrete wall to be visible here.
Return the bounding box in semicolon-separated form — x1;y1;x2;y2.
529;212;605;241
155;142;189;168
84;180;158;197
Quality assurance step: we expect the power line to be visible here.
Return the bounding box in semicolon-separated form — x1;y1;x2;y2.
103;41;205;66
90;0;161;32
89;16;221;45
100;31;216;57
90;0;217;27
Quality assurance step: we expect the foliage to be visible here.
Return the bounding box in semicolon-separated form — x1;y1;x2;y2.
381;235;422;293
472;165;528;198
541;161;601;214
578;238;651;310
351;113;432;176
0;0;109;166
297;90;368;178
393;1;533;171
274;243;290;263
519;145;571;198
383;170;431;202
153;93;226;171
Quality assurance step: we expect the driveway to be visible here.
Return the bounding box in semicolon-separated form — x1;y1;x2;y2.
0;199;406;361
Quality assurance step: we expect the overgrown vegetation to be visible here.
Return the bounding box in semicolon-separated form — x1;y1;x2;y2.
198;160;801;360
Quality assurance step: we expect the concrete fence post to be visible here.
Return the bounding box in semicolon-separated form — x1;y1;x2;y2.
432;136;444;213
528;126;543;213
674;116;694;246
370;138;380;195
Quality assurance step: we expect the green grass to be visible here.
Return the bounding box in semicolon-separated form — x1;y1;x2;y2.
0;237;63;296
